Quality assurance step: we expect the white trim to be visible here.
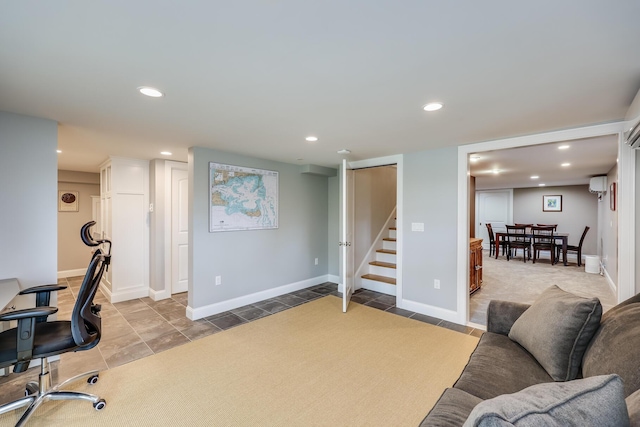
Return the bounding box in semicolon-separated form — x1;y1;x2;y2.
467;321;486;331
458;122;627;325
603;267;617;296
57;268;86;279
617;128;636;302
354;207;397;290
186;275;330;320
100;282;149;303
149;288;171;301
328;274;340;284
398;298;459;324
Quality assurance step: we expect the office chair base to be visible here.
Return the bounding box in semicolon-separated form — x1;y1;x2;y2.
0;358;106;427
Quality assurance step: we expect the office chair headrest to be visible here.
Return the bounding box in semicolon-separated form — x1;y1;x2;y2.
80;221;100;247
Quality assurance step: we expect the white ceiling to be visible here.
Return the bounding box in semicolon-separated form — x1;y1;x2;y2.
1;2;639;173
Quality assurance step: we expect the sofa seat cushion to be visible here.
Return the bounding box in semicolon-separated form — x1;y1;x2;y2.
462;374;629;427
583;295;640;397
508;285;602;381
419;388;483;427
627;389;640;427
453;332;553;400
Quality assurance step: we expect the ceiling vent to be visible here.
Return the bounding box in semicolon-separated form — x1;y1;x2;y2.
625;119;640;148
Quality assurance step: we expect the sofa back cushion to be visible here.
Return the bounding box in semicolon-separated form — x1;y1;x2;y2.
508;285;602;381
583;294;640;397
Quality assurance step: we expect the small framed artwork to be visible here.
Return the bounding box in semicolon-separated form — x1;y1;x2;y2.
610;182;616;211
59;191;79;212
543;195;562;212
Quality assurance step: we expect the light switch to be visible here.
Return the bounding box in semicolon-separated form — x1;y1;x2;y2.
411;222;424;232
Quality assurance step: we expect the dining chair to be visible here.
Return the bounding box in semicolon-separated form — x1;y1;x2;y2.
557;226;590;266
531;225;556;264
515;223;533;234
486;223;507;257
505;225;531;262
536;223;558;231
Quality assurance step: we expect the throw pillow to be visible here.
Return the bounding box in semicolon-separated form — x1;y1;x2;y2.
627;389;640;427
508;285;602;381
463;374;629;427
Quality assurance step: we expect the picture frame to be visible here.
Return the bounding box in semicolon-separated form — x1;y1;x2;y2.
542;195;562;212
610;182;616;211
58;191;79;212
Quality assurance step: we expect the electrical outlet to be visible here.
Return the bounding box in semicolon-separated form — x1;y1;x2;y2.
315;258;318;265
434;279;440;289
215;276;222;286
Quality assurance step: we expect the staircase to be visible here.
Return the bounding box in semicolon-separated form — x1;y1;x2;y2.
361;223;397;296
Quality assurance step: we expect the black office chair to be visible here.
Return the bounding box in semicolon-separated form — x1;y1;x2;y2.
0;221;110;426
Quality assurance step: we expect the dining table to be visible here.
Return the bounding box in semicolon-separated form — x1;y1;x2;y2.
494;231;570;266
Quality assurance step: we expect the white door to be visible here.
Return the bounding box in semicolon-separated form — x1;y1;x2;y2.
171;168;189;294
341;159;354;312
476;190;513;250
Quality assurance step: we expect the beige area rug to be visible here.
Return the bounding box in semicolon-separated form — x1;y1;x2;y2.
0;296;479;427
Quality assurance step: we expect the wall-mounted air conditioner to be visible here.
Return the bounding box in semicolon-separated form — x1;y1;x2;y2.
589;176;607;195
626;119;640;149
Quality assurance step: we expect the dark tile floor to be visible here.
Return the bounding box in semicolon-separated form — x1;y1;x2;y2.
0;279;483;406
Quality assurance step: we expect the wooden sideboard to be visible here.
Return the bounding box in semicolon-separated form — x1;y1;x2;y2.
470;238;483;294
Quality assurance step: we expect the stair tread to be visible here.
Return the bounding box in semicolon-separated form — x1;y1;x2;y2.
361;274;396;285
369;261;396;269
376;249;396;254
389;227;397;230
383;238;397;242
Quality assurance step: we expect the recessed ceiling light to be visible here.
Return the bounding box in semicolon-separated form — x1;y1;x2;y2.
561;163;571;167
305;136;318;142
56;150;62;154
470;155;481;162
423;102;444;112
530;175;539;179
160;151;172;156
558;145;570;150
337;149;351;154
138;86;164;97
539;183;546;187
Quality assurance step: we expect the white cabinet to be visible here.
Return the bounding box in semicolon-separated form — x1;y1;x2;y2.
99;157;149;303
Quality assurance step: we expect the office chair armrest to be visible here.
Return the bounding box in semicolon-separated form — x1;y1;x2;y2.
19;284;68;295
0;306;58;322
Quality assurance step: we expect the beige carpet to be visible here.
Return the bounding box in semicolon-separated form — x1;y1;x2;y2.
1;296;479;427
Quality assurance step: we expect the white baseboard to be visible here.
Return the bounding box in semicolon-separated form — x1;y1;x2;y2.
328;274;340;284
603;267;617;296
100;282;149;303
398;298;460;324
149;288;171;301
187;275;330;320
57;268;86;279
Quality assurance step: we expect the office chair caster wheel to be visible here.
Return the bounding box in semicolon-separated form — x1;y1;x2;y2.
93;399;106;410
87;374;99;384
25;382;38;396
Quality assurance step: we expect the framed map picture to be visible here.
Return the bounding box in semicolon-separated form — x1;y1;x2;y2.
209;162;278;232
542;195;562;212
59;191;79;212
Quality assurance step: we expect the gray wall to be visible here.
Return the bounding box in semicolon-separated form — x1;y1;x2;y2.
599;165;617;284
328;175;339;277
403;147;458;311
189;146;329;309
0;112;57;287
57;172;100;272
354;166;397;269
513;185;598;256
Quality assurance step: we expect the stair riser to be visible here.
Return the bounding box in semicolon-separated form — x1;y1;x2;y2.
382;240;396;251
361;279;396;296
369;265;396;278
388;229;396;239
376;252;396;263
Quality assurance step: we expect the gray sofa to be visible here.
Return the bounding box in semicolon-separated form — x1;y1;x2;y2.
420;289;640;426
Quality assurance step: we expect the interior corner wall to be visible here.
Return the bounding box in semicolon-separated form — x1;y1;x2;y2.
57;177;100;272
328;175;339;277
403;147;458;311
189;147;329;311
149;159;166;293
513;185;598;255
0;112;58;287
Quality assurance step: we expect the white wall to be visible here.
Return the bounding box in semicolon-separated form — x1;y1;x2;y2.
354;166;397;269
402;147;458;312
0;112;57;288
328;175;339;278
188;147;330;318
599;165;618;285
513;185;598;255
